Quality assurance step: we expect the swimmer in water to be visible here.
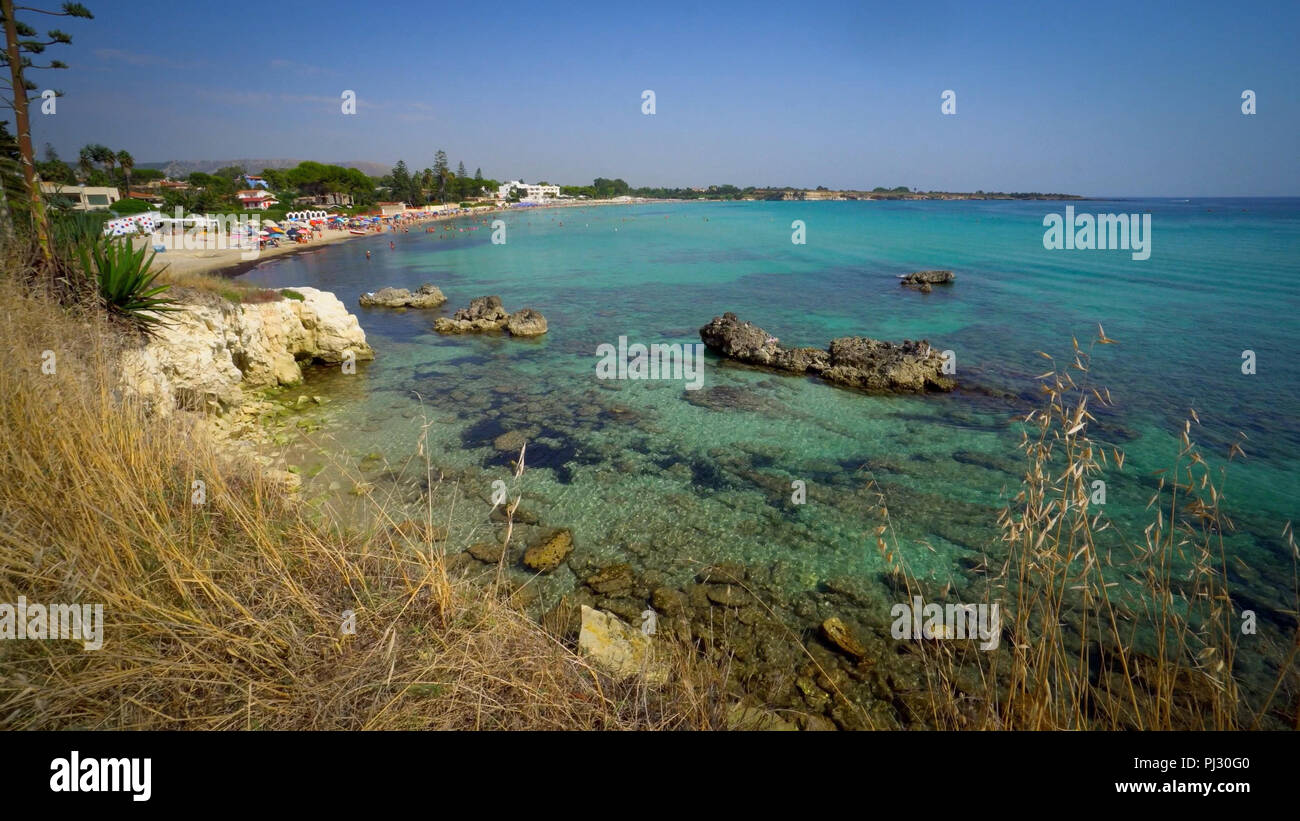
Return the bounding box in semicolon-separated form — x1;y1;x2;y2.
365;250;371;259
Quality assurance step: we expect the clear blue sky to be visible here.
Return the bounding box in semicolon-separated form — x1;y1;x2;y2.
27;0;1300;195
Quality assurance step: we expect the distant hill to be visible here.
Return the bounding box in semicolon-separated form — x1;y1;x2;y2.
137;159;391;179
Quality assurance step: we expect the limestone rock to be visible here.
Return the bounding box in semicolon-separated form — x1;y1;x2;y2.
578;605;667;683
900;270;955;291
435;296;548;338
522;528;573;572
505;308;548;337
821;617;869;661
468;542;505;563
726;703;798;731
698;312;953;393
359;283;447;308
118;286;373;415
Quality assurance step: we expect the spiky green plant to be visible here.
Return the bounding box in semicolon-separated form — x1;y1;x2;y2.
78;237;177;332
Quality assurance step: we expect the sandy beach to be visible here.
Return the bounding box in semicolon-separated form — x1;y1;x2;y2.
138;198;645;279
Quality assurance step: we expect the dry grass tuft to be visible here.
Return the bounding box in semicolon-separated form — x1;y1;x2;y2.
0;275;723;730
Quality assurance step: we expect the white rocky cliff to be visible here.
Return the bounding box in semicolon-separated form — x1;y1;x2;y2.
120;287;373;415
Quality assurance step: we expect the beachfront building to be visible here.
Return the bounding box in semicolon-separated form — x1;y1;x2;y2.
495;181;560;203
376;202;408;217
236;189;280;210
39;183;121;211
293;192;354;208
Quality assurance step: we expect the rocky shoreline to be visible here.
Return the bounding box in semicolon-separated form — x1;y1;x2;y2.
119;286;979;729
118;286;375;486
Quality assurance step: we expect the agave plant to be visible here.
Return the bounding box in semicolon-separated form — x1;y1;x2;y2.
78;237;178;332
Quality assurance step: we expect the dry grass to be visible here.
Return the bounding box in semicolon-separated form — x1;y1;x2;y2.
151;265;283;304
876;327;1299;729
0;274;725;730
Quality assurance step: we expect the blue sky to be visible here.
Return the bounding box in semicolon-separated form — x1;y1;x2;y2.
25;0;1300;195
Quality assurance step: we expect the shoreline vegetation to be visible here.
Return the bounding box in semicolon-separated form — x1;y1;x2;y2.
1;198;1296;731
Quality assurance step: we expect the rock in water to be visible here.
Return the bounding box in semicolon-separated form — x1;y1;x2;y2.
506;308;548;336
468;541;505;563
823;336;954;392
698;312;953;393
458;295;509;322
821;617;869;660
435;296;548;337
900;270;955;292
358;283;447;308
492;429;529;452
522;528;573;572
578;605;667;683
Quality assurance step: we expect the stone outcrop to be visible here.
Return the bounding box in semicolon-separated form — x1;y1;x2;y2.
505;308;548;337
900;270;955;293
119;286;374;415
698;312;954;393
434;295;548;337
577;605;667;683
359;283;446;308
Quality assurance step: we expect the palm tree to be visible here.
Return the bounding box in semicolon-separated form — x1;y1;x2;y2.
77;145;95;182
96;145;116;189
116;149;133;195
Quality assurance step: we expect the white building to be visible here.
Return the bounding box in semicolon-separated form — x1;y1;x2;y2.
235;189;280;210
496;180;559;202
40;183;120;211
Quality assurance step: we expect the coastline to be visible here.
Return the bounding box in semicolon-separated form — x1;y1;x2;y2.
140;198;653;280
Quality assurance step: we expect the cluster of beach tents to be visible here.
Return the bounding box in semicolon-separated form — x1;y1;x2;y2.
99;208;449;248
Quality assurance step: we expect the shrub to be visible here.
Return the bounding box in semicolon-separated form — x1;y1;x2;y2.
77;238;177;333
110;198;157;215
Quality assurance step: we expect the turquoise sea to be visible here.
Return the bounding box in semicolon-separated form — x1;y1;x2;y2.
239;198;1299;698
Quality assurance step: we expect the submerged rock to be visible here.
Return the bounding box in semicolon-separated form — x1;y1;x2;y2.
358;283;447;308
522;528;573;572
821;617;870;661
468;541;505;563
900;270;955;293
492;429;530;452
698;312;953;393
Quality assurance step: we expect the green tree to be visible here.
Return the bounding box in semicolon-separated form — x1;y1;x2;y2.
432;149;449;202
389;160;416;205
116;148;132;193
76;143;94;179
0;0;94;260
36;142;75;184
97;144;115;188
